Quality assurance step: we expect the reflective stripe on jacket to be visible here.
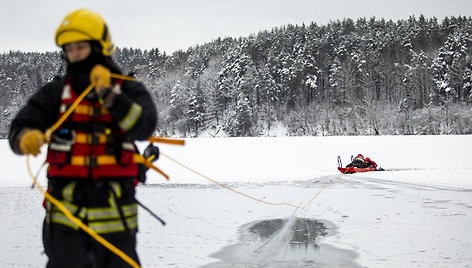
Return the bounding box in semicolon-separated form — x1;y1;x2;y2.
46;181;137;235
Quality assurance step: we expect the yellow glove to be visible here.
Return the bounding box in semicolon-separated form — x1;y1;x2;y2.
19;129;45;156
90;64;111;93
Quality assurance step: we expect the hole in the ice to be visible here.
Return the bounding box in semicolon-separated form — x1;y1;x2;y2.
205;217;361;267
248;218;328;248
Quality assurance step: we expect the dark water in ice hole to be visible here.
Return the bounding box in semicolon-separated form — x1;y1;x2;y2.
203;217;361;268
249;218;328;247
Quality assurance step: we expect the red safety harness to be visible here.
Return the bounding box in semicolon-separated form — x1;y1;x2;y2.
46;77;142;180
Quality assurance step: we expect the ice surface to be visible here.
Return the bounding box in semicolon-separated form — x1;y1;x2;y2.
0;135;471;267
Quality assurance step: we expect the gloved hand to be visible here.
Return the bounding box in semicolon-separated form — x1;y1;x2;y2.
143;144;160;163
19;129;45;156
90;64;119;108
90;64;111;94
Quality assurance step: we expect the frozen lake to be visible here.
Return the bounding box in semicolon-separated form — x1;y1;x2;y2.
0;135;471;267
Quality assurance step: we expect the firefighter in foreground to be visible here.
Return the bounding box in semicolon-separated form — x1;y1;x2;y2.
8;9;157;267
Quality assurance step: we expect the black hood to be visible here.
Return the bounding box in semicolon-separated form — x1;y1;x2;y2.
65;41;122;95
67;50;100;95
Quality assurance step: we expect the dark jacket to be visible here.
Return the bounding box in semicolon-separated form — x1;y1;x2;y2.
9;75;157;155
9;73;158;238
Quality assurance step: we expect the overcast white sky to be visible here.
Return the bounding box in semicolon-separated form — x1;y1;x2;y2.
0;0;471;54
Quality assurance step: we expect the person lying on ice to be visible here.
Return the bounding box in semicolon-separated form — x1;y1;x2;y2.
8;9;157;268
346;154;378;169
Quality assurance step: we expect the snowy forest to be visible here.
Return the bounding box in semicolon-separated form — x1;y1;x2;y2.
1;15;471;138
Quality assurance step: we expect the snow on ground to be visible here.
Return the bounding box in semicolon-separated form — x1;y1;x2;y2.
0;135;471;267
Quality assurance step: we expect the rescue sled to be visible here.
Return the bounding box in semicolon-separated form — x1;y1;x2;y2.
337;155;382;174
338;166;377;174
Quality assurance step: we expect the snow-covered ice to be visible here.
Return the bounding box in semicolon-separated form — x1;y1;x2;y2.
0;135;471;267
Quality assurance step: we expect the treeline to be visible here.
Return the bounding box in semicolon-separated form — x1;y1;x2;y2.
1;15;471;138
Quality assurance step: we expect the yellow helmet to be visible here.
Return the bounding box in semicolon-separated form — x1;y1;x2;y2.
55;9;116;56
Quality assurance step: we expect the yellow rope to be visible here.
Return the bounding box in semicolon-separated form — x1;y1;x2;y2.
160;152;347;210
26;156;141;268
33;68;344;264
148;136;186;146
300;174;344;209
29;72;140;267
44;72;135;141
111;73;136;81
25;73;143;267
44;83;95;140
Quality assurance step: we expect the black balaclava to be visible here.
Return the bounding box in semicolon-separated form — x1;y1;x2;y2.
65;41;123;95
66;42;100;95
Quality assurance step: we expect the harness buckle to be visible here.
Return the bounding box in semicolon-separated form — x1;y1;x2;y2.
87;156;99;168
91;134;100;144
50;129;76;152
93;106;102;116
